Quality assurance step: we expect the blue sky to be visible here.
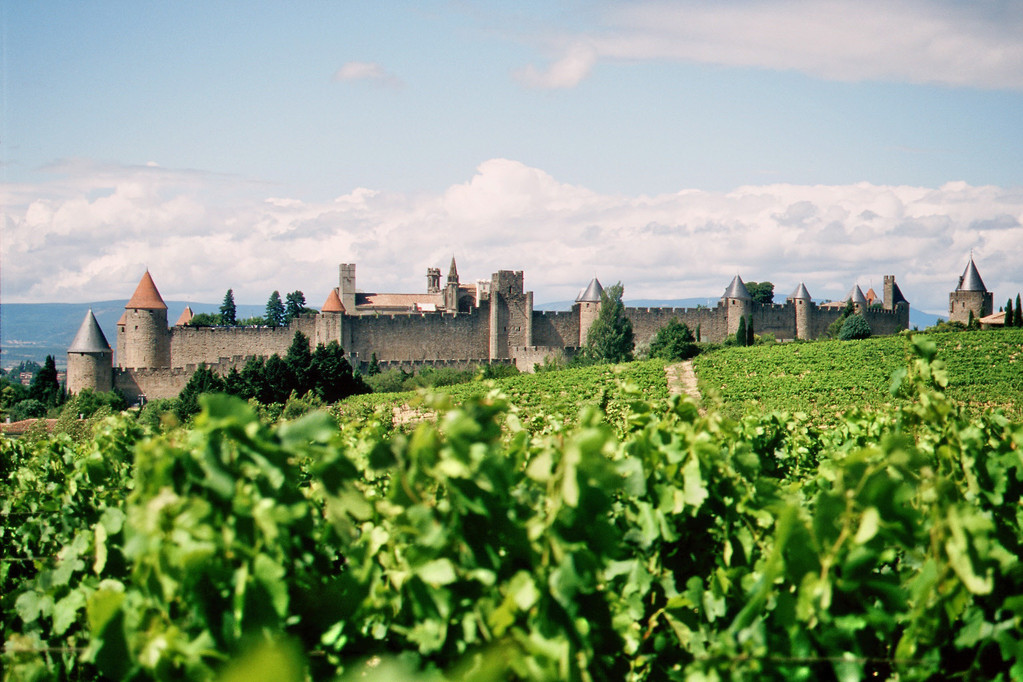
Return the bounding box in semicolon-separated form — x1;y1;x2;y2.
3;1;1022;314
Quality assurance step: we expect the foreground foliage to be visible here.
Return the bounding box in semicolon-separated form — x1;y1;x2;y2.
3;338;1023;680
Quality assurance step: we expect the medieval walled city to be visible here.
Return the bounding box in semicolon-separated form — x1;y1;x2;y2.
67;256;999;402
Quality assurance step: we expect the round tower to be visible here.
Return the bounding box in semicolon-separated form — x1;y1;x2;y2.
67;309;114;394
847;284;868;314
316;288;345;347
949;257;993;324
722;275;752;337
576;278;604;346
120;270;171;369
788;282;812;340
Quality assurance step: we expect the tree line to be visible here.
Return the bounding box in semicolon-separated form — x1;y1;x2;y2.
175;331;368;419
187;289;314;327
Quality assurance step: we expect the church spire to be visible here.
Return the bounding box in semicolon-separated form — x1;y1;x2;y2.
447;256;459;284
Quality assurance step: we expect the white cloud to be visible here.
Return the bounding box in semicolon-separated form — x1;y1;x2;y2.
2;158;1021;315
517;0;1023;90
332;61;403;87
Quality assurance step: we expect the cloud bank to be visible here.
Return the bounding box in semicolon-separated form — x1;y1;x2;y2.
3;158;1021;314
516;0;1023;90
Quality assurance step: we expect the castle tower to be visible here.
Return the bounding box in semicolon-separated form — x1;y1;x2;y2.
488;270;529;359
788;282;812;340
315;289;346;348
444;256;460;311
339;263;357;314
847;284;868;313
722;275;752;336
883;275;908;311
949;257;993;324
426;267;441;294
67;310;113;394
175;306;194;326
576;278;603;346
119;270;171;369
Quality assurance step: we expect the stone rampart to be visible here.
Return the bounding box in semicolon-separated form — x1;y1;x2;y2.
752;303;799;340
169;315;317;368
626;306;729;345
347;310;490;365
531;310;579;349
511;345;578;372
361;357;513;374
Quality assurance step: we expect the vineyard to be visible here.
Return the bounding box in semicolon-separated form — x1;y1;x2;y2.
3;334;1023;680
694;328;1023;422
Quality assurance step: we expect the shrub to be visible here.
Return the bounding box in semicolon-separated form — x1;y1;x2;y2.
649;318;699;360
8;398;47;421
838;314;872;340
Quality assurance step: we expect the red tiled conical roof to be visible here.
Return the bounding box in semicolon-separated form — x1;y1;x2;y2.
125;270;167;310
175;306;194;325
321;289;346;313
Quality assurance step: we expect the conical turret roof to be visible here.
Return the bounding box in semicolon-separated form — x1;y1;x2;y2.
721;275;752;301
321;289;346;313
957;257;987;292
174;306;194;326
447;256;459;283
576;278;604;302
788;282;812;301
847;284;868;306
125;270;167;310
68;310;111;353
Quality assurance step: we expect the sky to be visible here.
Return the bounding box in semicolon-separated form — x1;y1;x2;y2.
3;0;1022;315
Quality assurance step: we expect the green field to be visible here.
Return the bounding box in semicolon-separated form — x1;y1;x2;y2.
694;328;1023;421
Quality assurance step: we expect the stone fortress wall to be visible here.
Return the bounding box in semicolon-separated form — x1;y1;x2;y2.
71;256;970;402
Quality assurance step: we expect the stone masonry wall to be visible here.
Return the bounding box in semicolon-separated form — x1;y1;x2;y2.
531;310;579;349
169;315;318;368
627;306;730;346
345;308;491;367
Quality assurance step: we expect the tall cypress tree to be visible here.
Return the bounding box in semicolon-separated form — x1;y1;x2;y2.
220;289;237;326
265;290;286;328
1006;299;1015;328
735;316;748;347
29;355;61;407
1016;294;1022;327
746;315;755;346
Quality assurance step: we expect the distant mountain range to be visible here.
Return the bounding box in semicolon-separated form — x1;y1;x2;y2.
2;299;942;368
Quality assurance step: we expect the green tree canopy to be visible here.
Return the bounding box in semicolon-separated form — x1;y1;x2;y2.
745;281;775;305
649;318;698;361
285;291;307;323
187;312;222;326
585;282;634;363
220;289;237;326
1006;299;1015;328
838;314;872;340
266;290;286;328
176;364;226;419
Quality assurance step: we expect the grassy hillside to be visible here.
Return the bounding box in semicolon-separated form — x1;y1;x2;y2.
693;328;1023;421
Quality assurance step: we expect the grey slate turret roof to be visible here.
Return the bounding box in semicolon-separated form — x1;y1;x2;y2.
721;275;752;301
576;278;604;302
68;310;111;353
847;285;868;306
788;282;812;301
957;257;987;292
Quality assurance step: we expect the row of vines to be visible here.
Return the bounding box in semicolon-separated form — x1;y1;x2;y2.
3;337;1023;680
694;328;1023;422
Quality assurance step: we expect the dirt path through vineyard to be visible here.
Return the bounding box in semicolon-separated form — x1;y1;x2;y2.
666;361;702;406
